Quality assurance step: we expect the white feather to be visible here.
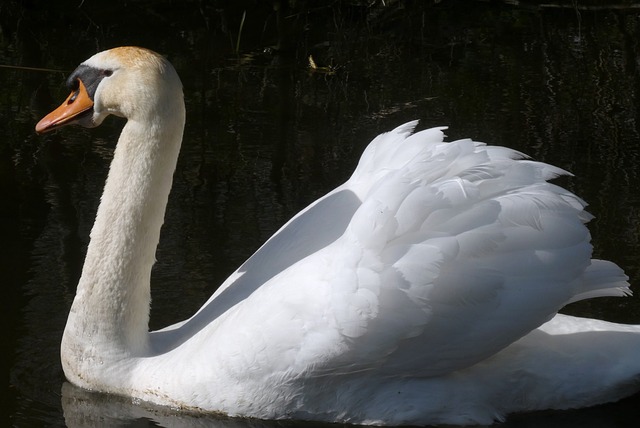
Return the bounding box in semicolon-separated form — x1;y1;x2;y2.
49;47;640;426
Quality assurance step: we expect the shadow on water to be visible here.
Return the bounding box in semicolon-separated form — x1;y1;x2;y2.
4;0;640;426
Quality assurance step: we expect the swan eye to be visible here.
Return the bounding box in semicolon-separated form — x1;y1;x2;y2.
65;78;82;104
102;69;113;77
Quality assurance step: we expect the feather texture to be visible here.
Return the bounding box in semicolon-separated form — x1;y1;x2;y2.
45;47;640;426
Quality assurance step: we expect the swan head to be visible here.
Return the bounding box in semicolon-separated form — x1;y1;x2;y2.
36;46;183;134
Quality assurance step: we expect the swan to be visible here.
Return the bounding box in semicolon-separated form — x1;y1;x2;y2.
35;46;640;426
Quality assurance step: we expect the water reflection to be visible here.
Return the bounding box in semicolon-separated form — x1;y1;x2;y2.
4;1;640;427
61;383;280;428
57;381;640;428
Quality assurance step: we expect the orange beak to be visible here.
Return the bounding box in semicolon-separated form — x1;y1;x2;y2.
35;80;94;134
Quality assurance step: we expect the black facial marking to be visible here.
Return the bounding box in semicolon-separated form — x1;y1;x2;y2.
65;64;112;101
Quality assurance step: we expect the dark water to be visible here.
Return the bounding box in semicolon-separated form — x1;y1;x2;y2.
4;1;640;426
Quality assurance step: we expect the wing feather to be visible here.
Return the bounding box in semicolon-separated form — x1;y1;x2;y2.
313;123;630;376
206;123;629;381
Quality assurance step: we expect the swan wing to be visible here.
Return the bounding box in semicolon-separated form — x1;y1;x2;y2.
315;124;630;376
184;123;629;379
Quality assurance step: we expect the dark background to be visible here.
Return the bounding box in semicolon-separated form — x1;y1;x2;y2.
4;0;640;426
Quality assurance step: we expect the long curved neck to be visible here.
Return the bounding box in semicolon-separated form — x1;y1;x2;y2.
63;106;185;362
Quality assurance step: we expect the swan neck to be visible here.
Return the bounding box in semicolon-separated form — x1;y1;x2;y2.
63;110;185;360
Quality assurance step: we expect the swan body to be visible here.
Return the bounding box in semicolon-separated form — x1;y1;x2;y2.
35;47;640;426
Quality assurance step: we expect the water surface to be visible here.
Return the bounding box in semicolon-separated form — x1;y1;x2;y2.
4;1;640;426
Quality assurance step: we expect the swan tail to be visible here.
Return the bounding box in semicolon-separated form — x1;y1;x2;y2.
567;259;631;304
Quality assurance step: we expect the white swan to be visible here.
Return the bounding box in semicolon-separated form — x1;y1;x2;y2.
35;46;640;426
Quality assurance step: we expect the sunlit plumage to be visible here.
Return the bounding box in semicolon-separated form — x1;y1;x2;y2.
36;46;640;426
